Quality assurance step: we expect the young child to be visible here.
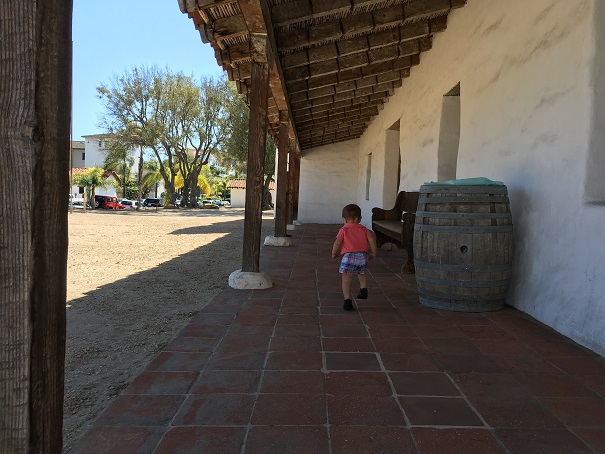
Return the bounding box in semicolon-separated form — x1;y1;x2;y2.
331;204;378;311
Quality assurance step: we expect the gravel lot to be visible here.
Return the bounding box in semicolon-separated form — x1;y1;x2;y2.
64;207;274;452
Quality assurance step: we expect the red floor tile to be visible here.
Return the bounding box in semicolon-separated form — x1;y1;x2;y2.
252;394;326;425
400;396;483;426
380;352;441;372
390;372;460;396
190;370;262;394
266;351;323;370
260;370;325;394
495;428;593;454
514;373;598;397
155;427;246;454
540;396;605;427
325;371;392;396
328;395;406;425
70;426;165;454
321;337;375;352
331;426;416;454
411;428;504;454
173;394;255;426
573;428;605;452
123;371;197;395
321;324;368;337
269;335;322;352
94;395;185;426
325;352;381;371
244;426;329;454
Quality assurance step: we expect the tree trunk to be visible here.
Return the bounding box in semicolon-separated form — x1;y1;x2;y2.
136;146;144;210
242;36;270;272
0;1;70;452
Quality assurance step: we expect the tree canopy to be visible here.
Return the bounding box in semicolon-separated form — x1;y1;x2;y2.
97;66;235;207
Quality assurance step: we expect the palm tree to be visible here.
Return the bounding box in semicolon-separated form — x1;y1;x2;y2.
71;167;114;209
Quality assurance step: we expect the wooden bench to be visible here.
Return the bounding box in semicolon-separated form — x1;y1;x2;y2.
372;191;419;273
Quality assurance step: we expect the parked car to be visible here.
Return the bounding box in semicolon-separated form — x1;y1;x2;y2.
198;200;220;209
69;198;91;210
120;199;139;210
94;195;124;210
143;197;162;207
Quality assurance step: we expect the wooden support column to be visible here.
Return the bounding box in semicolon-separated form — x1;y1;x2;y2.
0;1;71;452
242;33;271;272
293;152;301;221
275;114;289;237
286;139;296;225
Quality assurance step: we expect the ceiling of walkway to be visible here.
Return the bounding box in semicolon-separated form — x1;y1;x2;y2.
180;0;466;151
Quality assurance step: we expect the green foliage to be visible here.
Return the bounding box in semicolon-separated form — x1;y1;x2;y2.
97;66;236;206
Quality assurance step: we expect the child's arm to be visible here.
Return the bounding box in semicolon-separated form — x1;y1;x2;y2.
368;231;377;260
331;238;343;259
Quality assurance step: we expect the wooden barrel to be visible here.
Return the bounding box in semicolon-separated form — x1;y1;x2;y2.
413;183;513;312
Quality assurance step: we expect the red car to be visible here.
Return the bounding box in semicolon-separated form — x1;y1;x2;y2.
94;195;124;210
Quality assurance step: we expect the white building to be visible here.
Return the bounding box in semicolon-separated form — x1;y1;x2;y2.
296;0;605;356
70;134;165;199
227;178;275;208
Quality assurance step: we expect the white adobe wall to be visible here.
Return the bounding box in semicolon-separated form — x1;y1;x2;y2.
231;188;246;208
299;139;359;224
355;0;605;355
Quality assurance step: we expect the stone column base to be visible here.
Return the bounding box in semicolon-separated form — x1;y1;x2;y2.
228;270;273;289
293;220;302;226
287;224;296;231
264;235;292;246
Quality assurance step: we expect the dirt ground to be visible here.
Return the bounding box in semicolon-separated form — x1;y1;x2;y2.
63;207;274;452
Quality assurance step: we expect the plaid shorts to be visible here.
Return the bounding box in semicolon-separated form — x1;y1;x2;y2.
339;252;368;274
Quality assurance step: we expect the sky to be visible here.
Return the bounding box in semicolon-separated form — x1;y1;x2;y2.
72;0;225;140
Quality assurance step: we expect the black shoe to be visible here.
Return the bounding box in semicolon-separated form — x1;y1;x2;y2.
343;299;354;311
357;288;368;299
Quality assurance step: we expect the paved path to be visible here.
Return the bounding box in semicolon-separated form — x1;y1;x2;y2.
71;224;605;453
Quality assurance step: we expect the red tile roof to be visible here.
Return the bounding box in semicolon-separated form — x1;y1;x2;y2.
227;178;275;190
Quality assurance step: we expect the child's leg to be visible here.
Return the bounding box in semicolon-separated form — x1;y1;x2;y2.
341;273;353;300
357;273;367;290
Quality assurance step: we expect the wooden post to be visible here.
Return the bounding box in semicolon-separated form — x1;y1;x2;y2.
242;33;271;272
293;152;301;221
0;1;71;452
286;139;296;225
275;115;289;237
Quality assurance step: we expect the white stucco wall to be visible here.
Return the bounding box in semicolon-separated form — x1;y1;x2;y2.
294;0;605;354
352;0;604;355
230;188;275;209
299;139;359;224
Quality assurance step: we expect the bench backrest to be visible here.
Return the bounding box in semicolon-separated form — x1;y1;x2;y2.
395;191;419;214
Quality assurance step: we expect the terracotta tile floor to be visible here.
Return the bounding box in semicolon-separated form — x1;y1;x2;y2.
71;224;605;453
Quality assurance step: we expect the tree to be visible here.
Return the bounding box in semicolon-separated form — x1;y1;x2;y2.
97;67;233;207
71;167;115;208
219;85;277;210
103;138;134;199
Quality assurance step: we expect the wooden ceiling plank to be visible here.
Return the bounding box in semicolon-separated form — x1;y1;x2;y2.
272;0;312;26
372;4;404;29
368;44;399;64
341;11;374;36
309;59;339;77
337;67;363;83
339;52;369;70
309;21;343;45
404;0;450;22
336;36;369;57
283;65;310;81
312;0;351;16
307;85;336;99
307;73;338;89
308;43;339;63
311;94;335;107
400;21;431;41
281;49;309;69
213;15;247;35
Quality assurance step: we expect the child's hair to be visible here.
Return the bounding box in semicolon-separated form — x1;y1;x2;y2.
342;204;362;220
